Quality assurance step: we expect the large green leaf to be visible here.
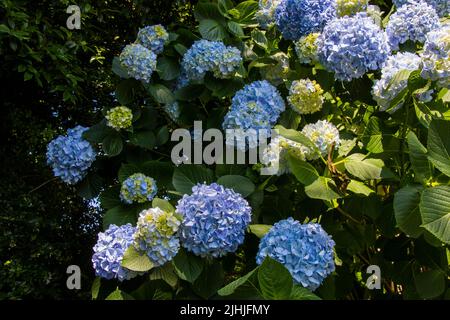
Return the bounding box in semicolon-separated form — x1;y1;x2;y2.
420;186;450;244
199;19;227;41
289;285;321;300
103;205;137;229
152;197;175;213
77;172;103;199
427;120;450;177
147;84;175;104
217;268;258;296
172;165;215;194
274;125;317;152
129;130;156;150
217;175;255;197
362;117;383;154
248;224;272;238
287;153;319;185
121;246;154;272
102;132;123;157
156;57;180;81
304;177;341;201
99;185;121;209
346;180;374;196
344;153;384;180
172;249;204;283
414;270;446;299
112;56;129;79
407;131;432;182
393;185;424;238
192;261;224;299
258;257;293;300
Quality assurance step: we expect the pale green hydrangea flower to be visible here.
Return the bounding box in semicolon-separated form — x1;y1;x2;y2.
336;0;368;17
288;79;324;115
295;33;320;65
106;106;133;130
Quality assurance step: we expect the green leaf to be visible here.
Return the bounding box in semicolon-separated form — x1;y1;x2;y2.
218;268;258;296
106;288;134;300
289;285;321;300
274;125;318;152
194;2;224;21
152;197;175;213
287;153;319;185
118;163;140;183
344;153;384;180
420;185;450;244
130;130;156;150
251;30;268;49
99;185;121;209
248;224;272;238
116;79;137;105
362;117;383;154
199;19;227;41
304;177;342;201
77;173;103;199
83;121;111;143
156;126;170;146
102;132;123;157
204;75;244;97
231;1;259;25
172;248;204;283
91;277;101;300
172;165;215;194
157;57;180;81
149;264;179;288
121;246;154;272
347;180;374;196
407;131;432;182
112;56;130;79
258;257;293;300
217;175;255;197
427;120;450;177
227;21;244;37
408;70;428;92
393;185;424;238
103;205;137;229
174;84;205;101
147;84;175;104
414;270;446;299
192;261;224;299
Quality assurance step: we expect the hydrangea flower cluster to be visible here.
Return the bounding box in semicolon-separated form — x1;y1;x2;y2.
176;183;252;258
372;52;422;111
105;106;133;130
262;136;310;175
136;25;169;54
92;224;139;281
260;52;290;85
393;0;449;17
181;40;242;82
336;0;368;17
46;126;96;185
420;25;450;88
295;32;320;64
133;207;181;267
256;218;335;291
274;0;337;40
120;173;158;204
386;1;441;51
119;44;157;82
317;13;391;81
287;79;324;114
222;80;285;149
256;0;282;29
301;120;340;159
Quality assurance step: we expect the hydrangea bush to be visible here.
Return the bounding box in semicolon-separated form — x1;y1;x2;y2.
47;2;450;300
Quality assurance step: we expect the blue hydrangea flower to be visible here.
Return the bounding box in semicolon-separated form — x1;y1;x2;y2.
119;44;157;82
176;183;252;258
92;224;139;281
386;1;441;51
136;24;169;54
222;80;285;150
274;0;337;40
372;52;422;111
120;173;158;204
301;120;340;160
133;207;181;267
317;13;391;81
181;40;242;82
257;0;282;29
46;126;96;185
420;25;450;88
393;0;449;17
256;218;335;291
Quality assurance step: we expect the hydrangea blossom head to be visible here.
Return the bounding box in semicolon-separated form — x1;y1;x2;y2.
120;173;158;204
257;0;282;29
301;120;340;160
176;183;252;258
256;218;335;291
105;106;133;130
393;0;449;17
119;44;157;82
222;80;285;150
288;79;324;114
372;52;422;111
92;224;139;281
295;33;320;65
136;24;169;54
317;13;391;81
274;0;337;40
134;207;180;267
336;0;368;17
420;25;450;88
46;126;96;185
260;52;290;85
181;40;242;82
386;1;441;51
